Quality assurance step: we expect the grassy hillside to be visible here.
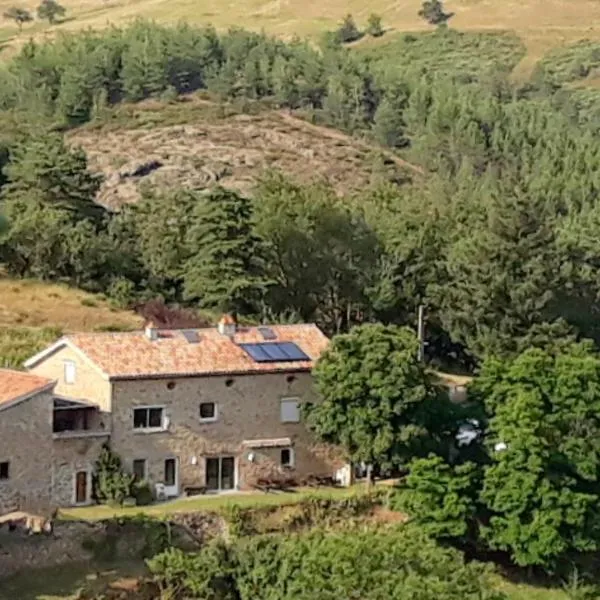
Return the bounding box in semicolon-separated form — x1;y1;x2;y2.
0;278;142;331
0;278;142;368
2;0;600;79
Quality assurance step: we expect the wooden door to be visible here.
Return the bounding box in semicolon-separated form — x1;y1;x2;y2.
75;471;87;504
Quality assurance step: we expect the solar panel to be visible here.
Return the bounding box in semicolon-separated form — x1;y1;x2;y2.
239;342;310;363
279;342;310;360
261;344;289;361
182;330;201;344
258;326;277;340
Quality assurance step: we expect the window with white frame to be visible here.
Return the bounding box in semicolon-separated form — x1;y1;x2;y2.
199;402;217;422
0;461;9;480
64;360;76;384
280;398;300;423
133;459;147;481
280;448;294;468
133;407;165;430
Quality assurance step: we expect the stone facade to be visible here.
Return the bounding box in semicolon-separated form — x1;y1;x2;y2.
111;372;341;493
51;436;109;506
22;333;344;503
0;391;54;514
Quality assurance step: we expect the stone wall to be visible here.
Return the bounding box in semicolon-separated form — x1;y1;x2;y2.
0;520;100;578
0;516;209;579
110;373;342;492
0;391;54;515
52;436;109;506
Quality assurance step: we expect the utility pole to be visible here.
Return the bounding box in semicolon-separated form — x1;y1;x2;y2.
417;304;425;363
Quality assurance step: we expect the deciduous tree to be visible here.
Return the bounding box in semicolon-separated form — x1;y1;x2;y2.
36;0;65;24
3;6;32;30
418;0;452;26
305;324;459;470
476;344;600;568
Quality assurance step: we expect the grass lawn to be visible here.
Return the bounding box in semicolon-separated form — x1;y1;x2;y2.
60;485;361;520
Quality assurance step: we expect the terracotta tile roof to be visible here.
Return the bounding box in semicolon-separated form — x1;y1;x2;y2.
0;369;54;407
66;324;329;380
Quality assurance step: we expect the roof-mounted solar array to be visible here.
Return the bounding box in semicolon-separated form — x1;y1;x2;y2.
239;342;310;363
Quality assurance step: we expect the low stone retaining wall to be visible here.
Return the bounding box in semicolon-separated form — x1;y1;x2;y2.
0;513;222;580
0;520;102;579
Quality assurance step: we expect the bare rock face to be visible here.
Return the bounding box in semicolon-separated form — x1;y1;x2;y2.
119;159;164;179
69;108;410;209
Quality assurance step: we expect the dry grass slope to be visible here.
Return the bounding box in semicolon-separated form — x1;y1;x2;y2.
1;0;600;78
0;278;142;331
70;96;417;207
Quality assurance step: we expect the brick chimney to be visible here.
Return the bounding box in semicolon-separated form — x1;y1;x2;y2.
144;320;159;341
217;314;237;337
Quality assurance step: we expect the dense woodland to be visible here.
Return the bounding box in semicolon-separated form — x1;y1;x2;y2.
4;14;600;595
1;21;600;369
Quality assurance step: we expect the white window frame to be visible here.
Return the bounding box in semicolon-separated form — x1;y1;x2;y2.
0;461;9;481
133;405;167;432
280;447;295;468
199;401;218;423
64;360;76;385
133;458;148;481
280;398;300;423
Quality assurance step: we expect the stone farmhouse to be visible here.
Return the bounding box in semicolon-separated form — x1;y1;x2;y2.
0;318;342;514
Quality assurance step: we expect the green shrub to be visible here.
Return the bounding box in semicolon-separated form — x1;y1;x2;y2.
93;444;134;505
222;504;256;538
149;526;505;600
0;326;61;369
107;277;136;309
134;481;154;506
366;13;384;38
336;14;362;44
148;543;236;600
80;297;98;307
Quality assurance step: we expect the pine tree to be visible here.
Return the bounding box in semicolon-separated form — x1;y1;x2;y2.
2;133;104;223
183;187;269;314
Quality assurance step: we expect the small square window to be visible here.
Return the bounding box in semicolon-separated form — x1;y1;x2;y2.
199;402;217;421
64;360;76;384
133;459;147;481
133;407;165;430
0;462;9;480
280;399;300;423
280;448;294;468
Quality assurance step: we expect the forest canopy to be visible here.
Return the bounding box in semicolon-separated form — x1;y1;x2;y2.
1;21;600;367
